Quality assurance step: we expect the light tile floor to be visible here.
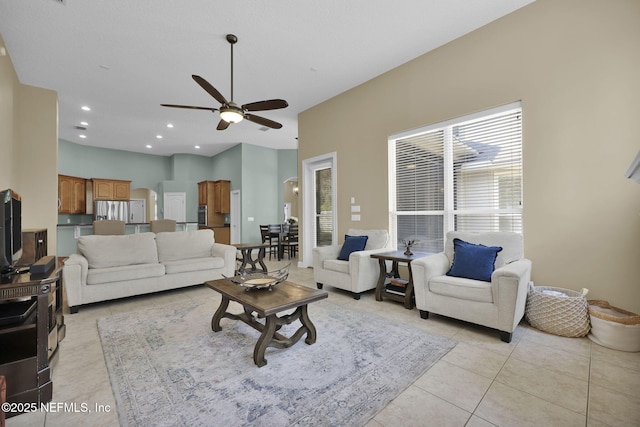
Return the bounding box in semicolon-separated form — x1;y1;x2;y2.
7;260;640;427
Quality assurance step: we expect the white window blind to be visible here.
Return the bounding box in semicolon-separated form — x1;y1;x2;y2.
389;102;523;253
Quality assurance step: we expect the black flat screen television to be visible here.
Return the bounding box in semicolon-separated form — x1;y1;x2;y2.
0;189;22;276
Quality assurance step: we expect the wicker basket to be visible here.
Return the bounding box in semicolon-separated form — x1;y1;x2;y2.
587;300;640;352
525;284;590;337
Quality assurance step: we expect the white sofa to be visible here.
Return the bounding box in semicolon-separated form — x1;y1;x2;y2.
411;231;532;343
63;229;236;313
312;229;390;299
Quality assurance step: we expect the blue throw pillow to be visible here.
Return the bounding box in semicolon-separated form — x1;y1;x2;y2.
446;238;503;282
337;235;369;261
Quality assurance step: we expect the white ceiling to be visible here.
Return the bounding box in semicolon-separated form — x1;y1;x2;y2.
0;0;534;157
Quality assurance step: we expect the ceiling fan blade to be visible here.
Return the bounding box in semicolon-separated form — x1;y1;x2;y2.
245;114;283;129
217;119;231;131
161;103;217;111
192;75;228;105
242;99;289;112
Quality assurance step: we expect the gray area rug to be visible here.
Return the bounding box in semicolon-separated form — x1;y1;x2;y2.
98;297;456;427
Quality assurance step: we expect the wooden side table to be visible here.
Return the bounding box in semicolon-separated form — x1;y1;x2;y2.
371;250;430;309
234;243;269;273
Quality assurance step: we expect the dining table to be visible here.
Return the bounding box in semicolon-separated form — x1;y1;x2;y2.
267;225;291;261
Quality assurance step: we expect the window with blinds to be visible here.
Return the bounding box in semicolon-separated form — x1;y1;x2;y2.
389;102;523;253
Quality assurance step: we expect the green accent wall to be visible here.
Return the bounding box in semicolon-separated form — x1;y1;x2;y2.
58;139;297;248
59;140;172;189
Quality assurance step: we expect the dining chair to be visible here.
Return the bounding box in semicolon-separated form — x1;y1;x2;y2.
284;224;299;258
260;225;271;244
267;224;283;260
150;219;177;233
93;220;126;235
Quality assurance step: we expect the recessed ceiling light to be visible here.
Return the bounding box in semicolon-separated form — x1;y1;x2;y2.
81;106;91;111
145;145;152;149
80;121;88;126
79;134;87;139
156;135;163;139
167;123;174;128
194;145;200;149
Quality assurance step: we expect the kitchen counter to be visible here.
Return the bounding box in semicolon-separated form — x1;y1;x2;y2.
56;222;199;257
56;222;197;227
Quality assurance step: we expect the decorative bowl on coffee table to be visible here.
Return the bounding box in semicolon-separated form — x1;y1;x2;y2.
223;263;290;291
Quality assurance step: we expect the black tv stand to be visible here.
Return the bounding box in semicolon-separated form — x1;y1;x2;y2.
0;258;65;418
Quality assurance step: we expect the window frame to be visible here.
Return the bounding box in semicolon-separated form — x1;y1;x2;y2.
388;101;523;252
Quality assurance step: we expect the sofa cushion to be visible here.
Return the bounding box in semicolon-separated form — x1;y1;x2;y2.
163;257;225;275
78;233;159;269
447;238;502;282
156;229;214;262
323;259;350;274
86;263;165;286
337;235;368;261
429;275;494;303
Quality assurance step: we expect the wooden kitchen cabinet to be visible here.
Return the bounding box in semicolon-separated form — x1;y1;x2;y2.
88;178;131;201
74;179;86;213
58;175;86;214
114;181;130;199
198;180;230;226
214;180;230;213
198;181;214;206
214;226;230;244
85;178;132;214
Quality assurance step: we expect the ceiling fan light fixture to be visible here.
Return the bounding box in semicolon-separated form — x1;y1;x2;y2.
220;107;244;123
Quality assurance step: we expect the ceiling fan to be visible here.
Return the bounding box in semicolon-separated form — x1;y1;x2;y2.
161;34;288;130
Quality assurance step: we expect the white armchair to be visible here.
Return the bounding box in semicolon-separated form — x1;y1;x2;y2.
411;231;532;342
313;229;390;299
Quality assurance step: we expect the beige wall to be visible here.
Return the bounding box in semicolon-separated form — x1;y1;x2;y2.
0;33;59;255
299;0;640;311
0;34;17;187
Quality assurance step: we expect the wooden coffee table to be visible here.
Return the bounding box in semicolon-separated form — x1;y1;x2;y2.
205;278;328;367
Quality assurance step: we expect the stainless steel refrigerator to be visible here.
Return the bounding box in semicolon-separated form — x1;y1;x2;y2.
94;200;131;223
